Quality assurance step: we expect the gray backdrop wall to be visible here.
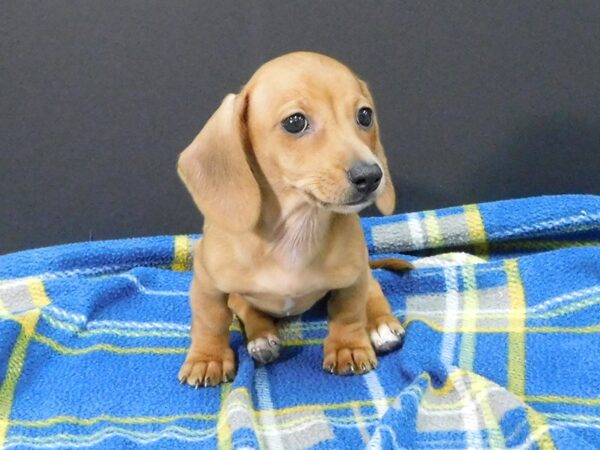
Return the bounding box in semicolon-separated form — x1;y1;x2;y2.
2;1;599;254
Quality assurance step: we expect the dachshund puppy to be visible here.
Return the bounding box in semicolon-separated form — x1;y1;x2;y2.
177;52;412;387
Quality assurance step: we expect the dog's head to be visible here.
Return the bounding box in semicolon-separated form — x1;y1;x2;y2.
178;52;395;232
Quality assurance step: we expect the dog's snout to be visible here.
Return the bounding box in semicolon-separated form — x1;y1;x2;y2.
347;163;382;194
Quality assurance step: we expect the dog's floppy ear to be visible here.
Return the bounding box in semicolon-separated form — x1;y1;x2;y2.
359;80;396;215
372;122;396;215
177;93;261;232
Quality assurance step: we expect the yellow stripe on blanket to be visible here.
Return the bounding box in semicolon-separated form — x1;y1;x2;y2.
32;333;188;356
504;259;526;398
27;279;51;309
172;235;193;272
10;412;218;428
0;310;40;447
527;409;556;450
424;211;444;247
526;395;600;406
464;203;489;257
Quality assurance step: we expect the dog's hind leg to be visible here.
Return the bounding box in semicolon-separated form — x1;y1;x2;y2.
228;293;282;365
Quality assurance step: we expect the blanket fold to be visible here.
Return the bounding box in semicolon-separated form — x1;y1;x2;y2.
1;194;599;449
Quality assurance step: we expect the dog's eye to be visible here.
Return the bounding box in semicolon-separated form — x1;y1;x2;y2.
282;113;308;134
357;107;373;128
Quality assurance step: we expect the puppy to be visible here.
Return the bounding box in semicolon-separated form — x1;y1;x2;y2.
177;52;412;387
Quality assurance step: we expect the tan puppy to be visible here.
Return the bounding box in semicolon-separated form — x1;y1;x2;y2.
177;52;412;387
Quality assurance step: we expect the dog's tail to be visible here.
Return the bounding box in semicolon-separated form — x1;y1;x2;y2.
369;258;415;272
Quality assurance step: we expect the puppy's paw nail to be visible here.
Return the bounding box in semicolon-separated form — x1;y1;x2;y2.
178;349;235;388
324;362;335;374
361;364;368;373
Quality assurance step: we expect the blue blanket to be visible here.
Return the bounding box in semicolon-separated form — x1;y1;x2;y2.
1;195;599;449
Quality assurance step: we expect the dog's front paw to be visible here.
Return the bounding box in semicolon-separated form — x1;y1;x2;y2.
247;334;281;364
323;335;377;375
369;315;405;354
178;348;236;388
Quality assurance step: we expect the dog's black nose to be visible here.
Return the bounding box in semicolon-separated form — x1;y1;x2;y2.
347;163;382;194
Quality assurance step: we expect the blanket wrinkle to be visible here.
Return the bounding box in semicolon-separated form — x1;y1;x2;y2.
1;194;599;449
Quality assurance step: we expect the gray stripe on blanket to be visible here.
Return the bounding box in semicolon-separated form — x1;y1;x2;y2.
222;388;333;449
406;286;510;329
372;214;470;253
0;281;36;315
416;372;523;432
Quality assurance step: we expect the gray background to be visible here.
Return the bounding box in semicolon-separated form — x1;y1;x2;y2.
2;1;599;255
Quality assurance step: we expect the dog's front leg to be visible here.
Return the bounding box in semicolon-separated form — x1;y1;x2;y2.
323;269;377;375
178;267;235;388
367;275;405;353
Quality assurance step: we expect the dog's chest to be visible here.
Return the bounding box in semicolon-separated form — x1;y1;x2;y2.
243;291;327;317
241;265;329;317
207;210;362;317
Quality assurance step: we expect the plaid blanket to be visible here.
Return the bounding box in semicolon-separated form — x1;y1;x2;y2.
0;194;599;449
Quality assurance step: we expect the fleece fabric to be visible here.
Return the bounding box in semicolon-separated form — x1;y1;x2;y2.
0;194;599;449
